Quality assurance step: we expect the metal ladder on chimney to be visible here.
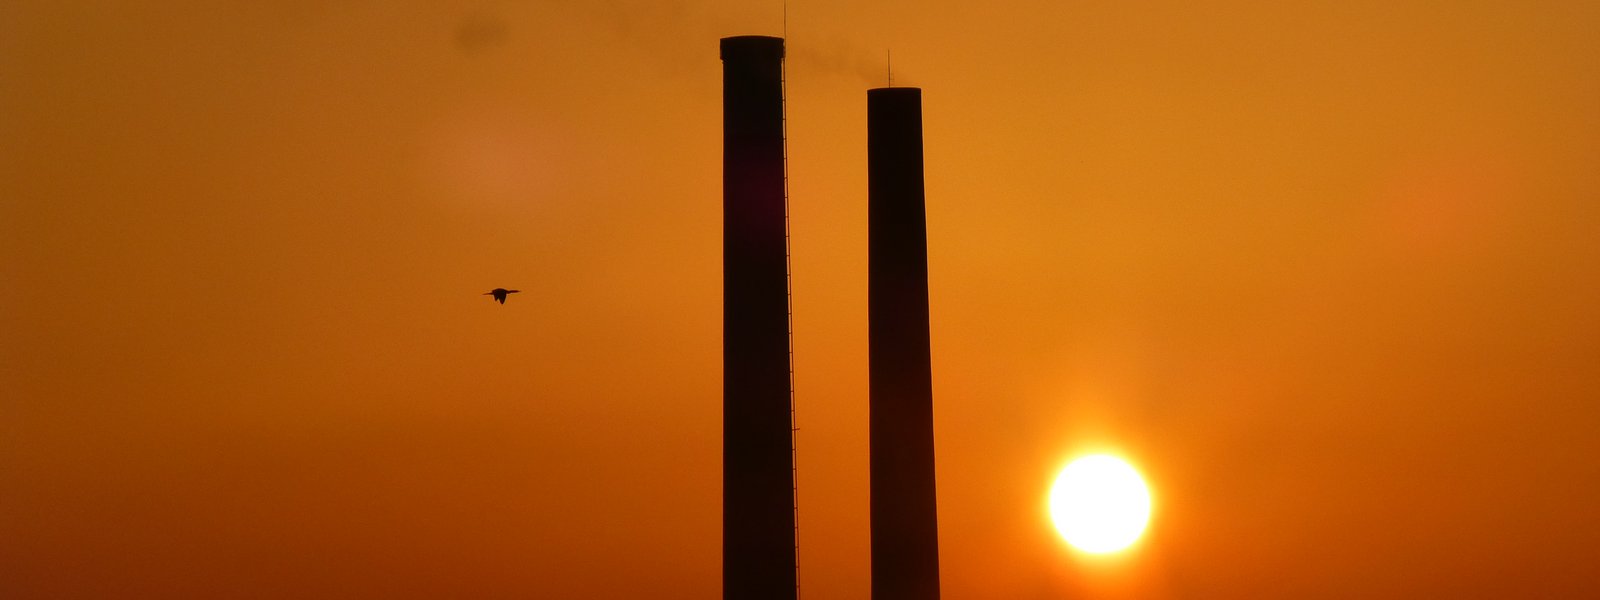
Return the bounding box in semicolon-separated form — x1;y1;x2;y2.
780;42;803;600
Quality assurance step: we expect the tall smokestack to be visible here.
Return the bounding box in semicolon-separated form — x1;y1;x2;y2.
868;87;941;600
720;36;798;600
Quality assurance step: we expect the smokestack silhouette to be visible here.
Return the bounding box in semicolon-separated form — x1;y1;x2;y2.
868;87;941;600
720;36;798;600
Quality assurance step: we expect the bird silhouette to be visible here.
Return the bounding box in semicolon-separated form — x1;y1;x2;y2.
484;288;520;304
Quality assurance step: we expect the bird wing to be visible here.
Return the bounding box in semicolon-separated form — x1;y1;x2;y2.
507;290;521;293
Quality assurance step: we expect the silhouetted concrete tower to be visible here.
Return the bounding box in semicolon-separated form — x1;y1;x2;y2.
720;35;798;600
868;87;941;600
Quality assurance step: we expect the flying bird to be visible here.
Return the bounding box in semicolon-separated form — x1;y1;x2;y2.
484;288;520;304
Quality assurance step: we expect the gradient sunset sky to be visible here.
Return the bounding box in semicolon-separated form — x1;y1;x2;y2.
4;1;1599;598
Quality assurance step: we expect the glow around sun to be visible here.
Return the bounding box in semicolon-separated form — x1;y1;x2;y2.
1049;454;1152;554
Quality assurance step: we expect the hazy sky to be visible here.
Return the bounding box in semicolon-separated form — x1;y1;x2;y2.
4;1;1599;598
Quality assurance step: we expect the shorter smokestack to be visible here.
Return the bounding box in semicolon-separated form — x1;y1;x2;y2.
868;86;941;600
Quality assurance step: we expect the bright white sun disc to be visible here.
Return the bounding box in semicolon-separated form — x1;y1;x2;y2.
1049;454;1152;554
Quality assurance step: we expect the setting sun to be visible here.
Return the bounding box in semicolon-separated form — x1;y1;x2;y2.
1049;454;1153;554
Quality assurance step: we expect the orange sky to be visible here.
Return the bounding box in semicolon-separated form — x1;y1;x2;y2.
4;1;1599;598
